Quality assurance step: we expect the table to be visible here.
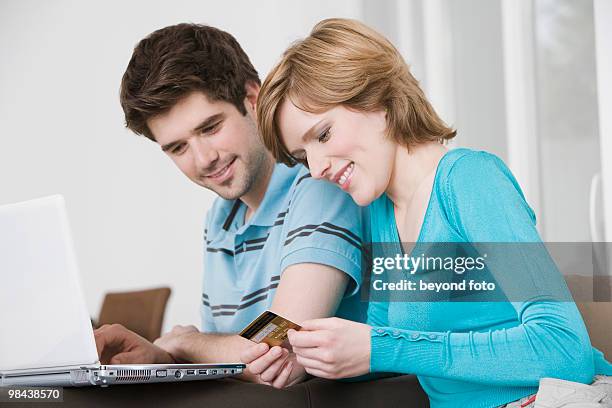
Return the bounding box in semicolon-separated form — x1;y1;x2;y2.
15;374;429;408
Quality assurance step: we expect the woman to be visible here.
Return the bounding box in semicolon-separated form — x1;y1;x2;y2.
242;18;612;407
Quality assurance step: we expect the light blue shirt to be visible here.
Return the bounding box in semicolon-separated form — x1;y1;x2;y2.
201;163;366;334
367;148;611;408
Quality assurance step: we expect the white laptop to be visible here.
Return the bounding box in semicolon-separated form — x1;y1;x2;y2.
0;195;244;387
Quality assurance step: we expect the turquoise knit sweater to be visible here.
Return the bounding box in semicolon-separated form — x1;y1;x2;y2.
367;148;612;408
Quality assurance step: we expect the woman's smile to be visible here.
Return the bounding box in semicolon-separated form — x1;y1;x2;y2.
333;161;355;190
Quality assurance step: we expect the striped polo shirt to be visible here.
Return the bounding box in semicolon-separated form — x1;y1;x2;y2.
201;163;366;334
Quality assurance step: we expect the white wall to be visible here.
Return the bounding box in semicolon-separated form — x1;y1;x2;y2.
447;0;508;160
0;0;363;332
594;0;612;245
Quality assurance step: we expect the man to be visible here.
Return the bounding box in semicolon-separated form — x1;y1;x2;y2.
94;23;366;388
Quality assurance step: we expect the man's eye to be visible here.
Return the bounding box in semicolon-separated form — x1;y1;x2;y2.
171;144;187;155
201;122;220;134
318;128;331;143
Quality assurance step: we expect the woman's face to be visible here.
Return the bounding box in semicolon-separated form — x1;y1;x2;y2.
277;99;397;206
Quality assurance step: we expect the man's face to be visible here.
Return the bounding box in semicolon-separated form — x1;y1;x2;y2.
148;87;270;200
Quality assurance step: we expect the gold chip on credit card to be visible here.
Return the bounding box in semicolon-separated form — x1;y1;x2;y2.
239;310;301;347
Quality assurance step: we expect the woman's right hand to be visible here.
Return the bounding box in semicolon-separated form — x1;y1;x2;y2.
287;317;371;379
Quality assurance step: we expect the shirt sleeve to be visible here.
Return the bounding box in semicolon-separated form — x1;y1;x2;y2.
369;151;596;386
279;174;365;297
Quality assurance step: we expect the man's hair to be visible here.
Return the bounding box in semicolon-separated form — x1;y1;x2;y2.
120;23;260;140
257;18;456;166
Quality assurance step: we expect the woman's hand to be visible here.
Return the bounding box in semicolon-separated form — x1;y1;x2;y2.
287;317;371;379
241;343;307;388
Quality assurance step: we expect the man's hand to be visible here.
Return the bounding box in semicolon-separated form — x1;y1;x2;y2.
153;324;199;362
241;342;308;388
288;317;371;379
94;324;175;364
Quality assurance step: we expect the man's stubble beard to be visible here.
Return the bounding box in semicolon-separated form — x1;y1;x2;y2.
204;114;273;201
212;143;273;201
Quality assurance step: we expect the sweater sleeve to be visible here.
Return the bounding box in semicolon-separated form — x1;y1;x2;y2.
369;151;595;386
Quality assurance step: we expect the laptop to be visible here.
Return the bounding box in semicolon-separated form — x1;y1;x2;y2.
0;195;245;387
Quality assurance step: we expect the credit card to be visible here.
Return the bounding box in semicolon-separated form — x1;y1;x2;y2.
239;310;301;347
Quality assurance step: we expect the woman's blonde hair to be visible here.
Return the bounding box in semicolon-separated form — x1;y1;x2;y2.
257;18;456;166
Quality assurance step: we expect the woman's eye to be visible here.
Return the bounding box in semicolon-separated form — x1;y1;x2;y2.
317;128;331;143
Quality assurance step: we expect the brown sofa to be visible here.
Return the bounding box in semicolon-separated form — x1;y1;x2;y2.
95;287;171;342
566;275;612;359
37;276;610;408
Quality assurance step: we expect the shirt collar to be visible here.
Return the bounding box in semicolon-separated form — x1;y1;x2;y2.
222;163;301;230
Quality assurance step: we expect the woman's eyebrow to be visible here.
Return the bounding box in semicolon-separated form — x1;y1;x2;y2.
300;119;325;143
